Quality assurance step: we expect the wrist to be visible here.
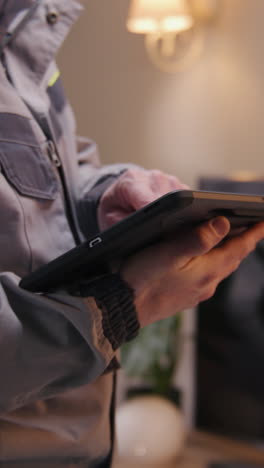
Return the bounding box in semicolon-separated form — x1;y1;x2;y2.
78;273;140;350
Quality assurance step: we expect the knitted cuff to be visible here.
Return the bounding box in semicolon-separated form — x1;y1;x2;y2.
79;273;140;350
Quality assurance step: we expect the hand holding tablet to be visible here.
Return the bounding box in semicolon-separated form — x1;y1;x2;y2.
20;190;264;294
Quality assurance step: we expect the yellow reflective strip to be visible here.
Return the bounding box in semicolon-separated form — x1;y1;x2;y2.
48;70;60;87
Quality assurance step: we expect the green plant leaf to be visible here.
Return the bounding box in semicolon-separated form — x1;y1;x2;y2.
121;314;182;394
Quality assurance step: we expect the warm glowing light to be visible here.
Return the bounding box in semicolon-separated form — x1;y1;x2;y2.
127;0;194;34
127;15;193;33
127;0;219;72
160;16;193;32
127;18;157;33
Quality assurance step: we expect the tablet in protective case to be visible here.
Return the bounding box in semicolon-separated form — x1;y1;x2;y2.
20;190;264;293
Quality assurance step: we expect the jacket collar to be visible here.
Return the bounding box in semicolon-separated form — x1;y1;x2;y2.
0;0;35;41
3;0;83;87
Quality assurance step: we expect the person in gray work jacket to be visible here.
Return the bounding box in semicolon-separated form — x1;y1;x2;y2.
1;1;264;467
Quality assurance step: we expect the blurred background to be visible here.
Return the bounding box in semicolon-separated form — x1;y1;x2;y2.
59;0;264;188
58;1;264;465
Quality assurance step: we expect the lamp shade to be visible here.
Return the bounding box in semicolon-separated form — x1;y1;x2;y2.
127;0;194;34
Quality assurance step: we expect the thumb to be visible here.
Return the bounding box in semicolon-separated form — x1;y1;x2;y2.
182;216;231;257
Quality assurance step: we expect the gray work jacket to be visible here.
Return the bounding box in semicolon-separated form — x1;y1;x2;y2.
0;1;139;466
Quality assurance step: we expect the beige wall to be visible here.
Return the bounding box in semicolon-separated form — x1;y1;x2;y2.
58;0;264;187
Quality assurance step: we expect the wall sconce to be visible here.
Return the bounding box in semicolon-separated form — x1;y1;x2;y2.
126;0;220;73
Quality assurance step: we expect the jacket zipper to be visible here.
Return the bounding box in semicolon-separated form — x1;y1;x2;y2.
46;135;81;246
27;110;82;245
46;140;61;168
39;113;81;246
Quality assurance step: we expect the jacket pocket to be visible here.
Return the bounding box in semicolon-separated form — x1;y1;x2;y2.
0;113;58;200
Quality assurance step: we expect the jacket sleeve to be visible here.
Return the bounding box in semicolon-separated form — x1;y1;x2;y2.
0;271;139;413
75;136;140;237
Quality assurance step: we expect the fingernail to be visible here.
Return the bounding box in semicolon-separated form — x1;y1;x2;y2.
210;217;229;236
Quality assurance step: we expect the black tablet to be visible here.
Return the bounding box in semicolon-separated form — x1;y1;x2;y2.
20;190;264;293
